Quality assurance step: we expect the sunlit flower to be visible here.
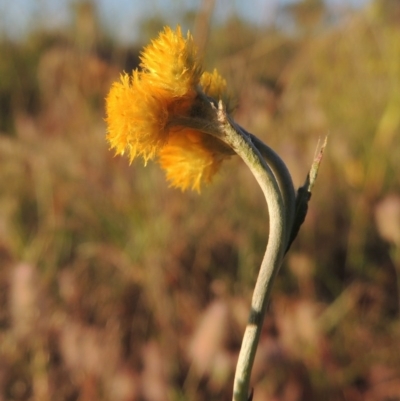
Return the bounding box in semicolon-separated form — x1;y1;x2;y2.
106;71;169;162
140;26;202;98
105;26;232;191
159;129;224;192
200;69;227;100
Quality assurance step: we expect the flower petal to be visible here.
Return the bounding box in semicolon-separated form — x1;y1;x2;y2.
140;26;202;98
159;129;224;192
106;71;169;162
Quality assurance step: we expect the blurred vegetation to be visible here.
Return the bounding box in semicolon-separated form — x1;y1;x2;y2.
1;0;400;400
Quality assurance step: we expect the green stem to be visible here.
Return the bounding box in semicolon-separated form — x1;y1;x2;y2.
170;116;295;246
215;106;286;401
243;129;296;247
172;102;291;400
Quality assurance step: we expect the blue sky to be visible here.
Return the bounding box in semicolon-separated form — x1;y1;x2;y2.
0;0;369;43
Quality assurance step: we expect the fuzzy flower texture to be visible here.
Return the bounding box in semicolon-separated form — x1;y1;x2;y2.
106;26;231;192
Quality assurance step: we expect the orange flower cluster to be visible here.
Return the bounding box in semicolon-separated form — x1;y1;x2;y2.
106;26;230;192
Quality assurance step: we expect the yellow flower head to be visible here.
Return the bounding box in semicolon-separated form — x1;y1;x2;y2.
200;69;227;100
159;129;224;192
140;26;202;98
200;69;233;111
105;26;232;191
106;71;169;162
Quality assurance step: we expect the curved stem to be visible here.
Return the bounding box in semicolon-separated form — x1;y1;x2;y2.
240;128;296;248
172;103;289;400
170;117;295;246
215;106;286;401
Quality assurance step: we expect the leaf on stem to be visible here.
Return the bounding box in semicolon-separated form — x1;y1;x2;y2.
286;136;328;253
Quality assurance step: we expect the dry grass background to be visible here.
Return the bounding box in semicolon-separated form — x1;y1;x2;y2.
0;1;400;400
